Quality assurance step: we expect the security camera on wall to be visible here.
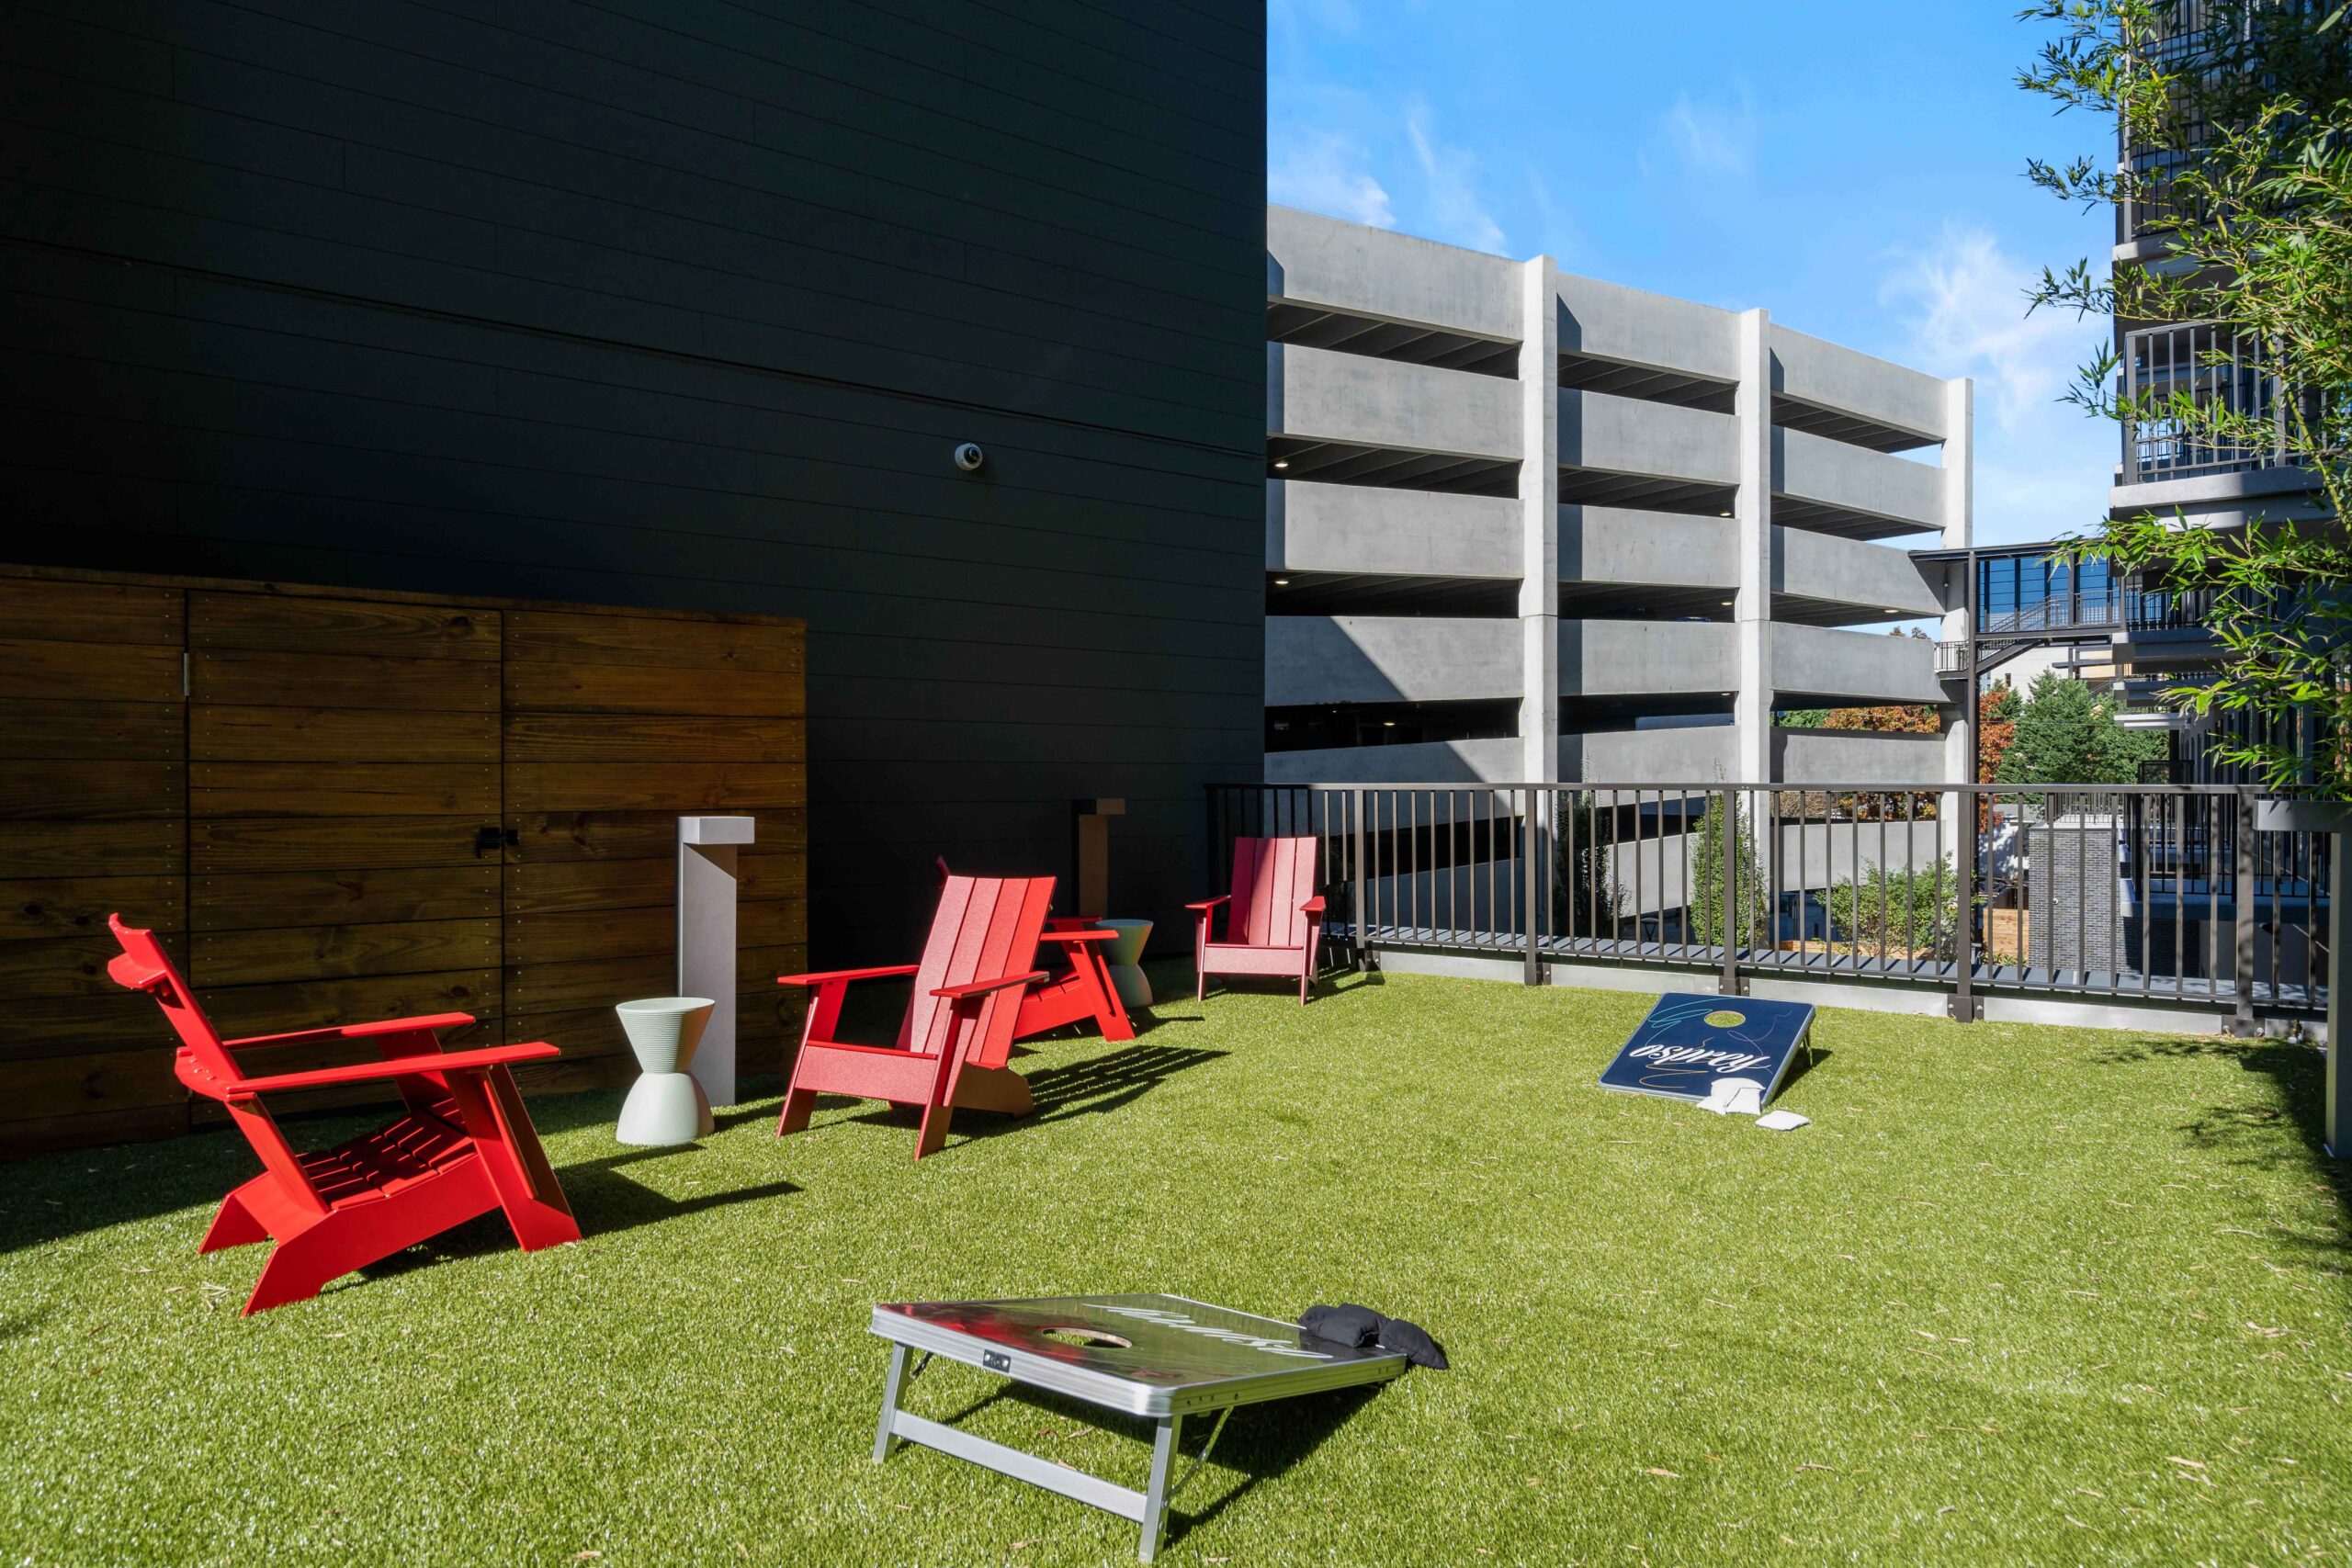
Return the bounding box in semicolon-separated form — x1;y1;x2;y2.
953;442;985;472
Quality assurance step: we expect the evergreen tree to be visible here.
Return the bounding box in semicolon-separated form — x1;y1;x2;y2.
1686;794;1771;949
1995;672;2167;785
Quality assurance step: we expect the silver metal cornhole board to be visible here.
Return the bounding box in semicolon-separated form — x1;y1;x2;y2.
869;1294;1407;1562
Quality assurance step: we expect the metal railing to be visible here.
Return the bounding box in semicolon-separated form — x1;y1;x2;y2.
2121;321;2316;483
1208;781;2329;1026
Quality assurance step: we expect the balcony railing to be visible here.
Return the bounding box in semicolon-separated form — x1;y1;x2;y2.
1210;780;2328;1026
2120;321;2315;484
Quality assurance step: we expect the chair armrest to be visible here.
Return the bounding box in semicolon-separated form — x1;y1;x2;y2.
1300;896;1327;915
1185;896;1230;912
225;1042;560;1096
929;969;1048;1001
778;964;922;987
1039;928;1118;945
1044;916;1098;931
222;1013;476;1049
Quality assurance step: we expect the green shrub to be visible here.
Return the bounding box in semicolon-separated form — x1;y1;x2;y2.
1826;858;1959;958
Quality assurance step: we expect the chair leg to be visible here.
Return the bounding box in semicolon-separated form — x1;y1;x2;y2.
1078;950;1135;1042
912;1034;965;1159
776;1085;818;1137
443;1068;581;1252
243;1224;368;1315
199;1185;269;1253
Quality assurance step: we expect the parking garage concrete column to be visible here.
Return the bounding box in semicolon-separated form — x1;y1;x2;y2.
1734;309;1772;786
1519;255;1560;788
1940;378;1975;873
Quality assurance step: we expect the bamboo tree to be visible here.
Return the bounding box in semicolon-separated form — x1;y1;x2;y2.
2020;0;2352;794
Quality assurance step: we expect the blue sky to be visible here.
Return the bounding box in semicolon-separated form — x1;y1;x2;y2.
1269;0;2117;547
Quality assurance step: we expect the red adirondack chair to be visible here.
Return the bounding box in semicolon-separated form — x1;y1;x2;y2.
1189;836;1327;1003
934;857;1135;1044
105;915;580;1315
777;874;1055;1159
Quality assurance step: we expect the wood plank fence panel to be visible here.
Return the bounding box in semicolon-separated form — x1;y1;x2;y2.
186;590;508;1116
503;608;808;1087
0;578;188;1155
0;569;808;1156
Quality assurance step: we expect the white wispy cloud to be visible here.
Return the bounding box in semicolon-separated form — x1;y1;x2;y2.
1404;99;1508;254
1269;129;1396;229
1878;223;2114;543
1660;86;1756;176
1878;225;2094;435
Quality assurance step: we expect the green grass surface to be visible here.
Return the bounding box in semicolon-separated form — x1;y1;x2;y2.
4;966;2348;1565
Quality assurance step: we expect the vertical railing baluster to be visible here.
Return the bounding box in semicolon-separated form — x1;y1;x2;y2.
1721;785;1741;998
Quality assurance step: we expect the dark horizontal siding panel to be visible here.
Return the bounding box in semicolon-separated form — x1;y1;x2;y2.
0;395;1266;611
0;60;344;186
0;287;504;416
50;262;1260;488
292;0;1265;218
0;308;1263;545
0;479;1265;666
858;0;1262;112
289;0;1262;231
0;113;497;270
808;716;1265;768
0;5;173;94
175;47;1262;327
3;47;1261;360
0;340;1257;523
535;0;1261;183
762;0;1260;151
803;679;1255;735
342;146;1262;379
801;637;1259;699
0;149;1257;444
82;3;1263;296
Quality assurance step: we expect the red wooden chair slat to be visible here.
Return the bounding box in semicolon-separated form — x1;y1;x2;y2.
777;874;1056;1158
104;915;579;1314
1190;835;1326;1004
933;856;1135;1046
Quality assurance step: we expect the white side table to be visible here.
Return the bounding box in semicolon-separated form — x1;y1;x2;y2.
1094;919;1154;1010
616;996;717;1146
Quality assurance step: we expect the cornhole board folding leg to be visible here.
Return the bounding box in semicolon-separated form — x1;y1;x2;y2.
873;1344;1197;1562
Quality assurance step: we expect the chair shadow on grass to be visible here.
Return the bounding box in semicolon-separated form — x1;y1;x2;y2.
839;1042;1229;1148
907;1376;1385;1549
354;1142;800;1288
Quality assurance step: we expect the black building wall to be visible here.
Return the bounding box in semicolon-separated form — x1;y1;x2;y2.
0;1;1268;959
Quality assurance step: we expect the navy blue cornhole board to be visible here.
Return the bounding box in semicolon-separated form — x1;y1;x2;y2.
1598;992;1815;1106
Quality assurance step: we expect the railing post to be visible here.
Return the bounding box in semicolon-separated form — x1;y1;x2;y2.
1953;784;1978;1021
1719;785;1742;998
1351;787;1368;973
2233;786;2257;1036
1523;787;1542;987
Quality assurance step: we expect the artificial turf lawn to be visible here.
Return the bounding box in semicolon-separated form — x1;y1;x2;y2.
3;966;2348;1566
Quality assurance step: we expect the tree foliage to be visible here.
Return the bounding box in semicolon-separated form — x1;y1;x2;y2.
2019;0;2352;795
1823;704;1940;734
1826;859;1961;959
1995;671;2168;784
1978;682;2021;784
1687;794;1771;949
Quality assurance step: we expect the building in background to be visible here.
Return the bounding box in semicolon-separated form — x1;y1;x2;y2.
2095;0;2338;780
0;3;1268;958
1261;207;1972;793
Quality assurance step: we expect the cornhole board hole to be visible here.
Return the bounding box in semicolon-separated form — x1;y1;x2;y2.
869;1294;1406;1562
1598;992;1815;1109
